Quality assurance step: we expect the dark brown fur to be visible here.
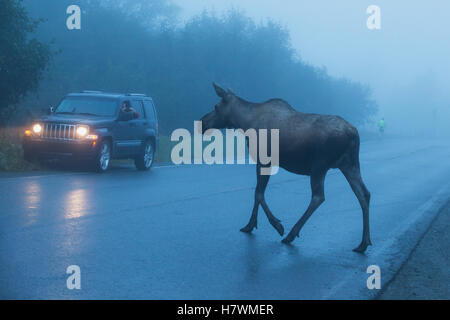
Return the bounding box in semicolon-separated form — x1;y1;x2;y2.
200;83;371;253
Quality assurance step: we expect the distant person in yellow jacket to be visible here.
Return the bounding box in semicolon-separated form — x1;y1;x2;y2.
378;118;386;136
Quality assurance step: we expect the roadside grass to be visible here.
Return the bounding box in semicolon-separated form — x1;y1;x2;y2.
154;135;176;163
0;127;42;171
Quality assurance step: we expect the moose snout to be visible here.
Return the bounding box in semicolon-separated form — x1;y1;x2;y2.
199;112;214;134
198;118;207;134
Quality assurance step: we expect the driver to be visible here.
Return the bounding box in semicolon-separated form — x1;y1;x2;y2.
120;100;140;120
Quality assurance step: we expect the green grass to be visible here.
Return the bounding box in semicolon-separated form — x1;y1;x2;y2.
0;127;42;171
154;135;176;163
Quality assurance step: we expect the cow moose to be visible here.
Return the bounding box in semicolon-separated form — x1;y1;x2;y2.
200;83;372;253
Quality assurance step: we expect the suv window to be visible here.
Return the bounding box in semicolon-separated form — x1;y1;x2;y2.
143;100;156;120
56;96;118;117
130;100;145;119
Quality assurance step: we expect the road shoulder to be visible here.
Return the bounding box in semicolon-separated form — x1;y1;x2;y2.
379;200;450;299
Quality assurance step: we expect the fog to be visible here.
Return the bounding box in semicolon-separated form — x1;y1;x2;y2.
9;0;449;137
2;0;450;299
174;0;450;136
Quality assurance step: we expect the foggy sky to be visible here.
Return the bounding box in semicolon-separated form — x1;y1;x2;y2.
173;0;450;119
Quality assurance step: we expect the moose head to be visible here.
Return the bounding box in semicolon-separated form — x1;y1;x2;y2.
200;82;239;134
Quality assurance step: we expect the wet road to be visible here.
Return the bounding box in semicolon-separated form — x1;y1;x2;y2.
1;138;450;299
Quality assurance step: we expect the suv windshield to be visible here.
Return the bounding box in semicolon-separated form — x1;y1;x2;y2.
56;96;118;117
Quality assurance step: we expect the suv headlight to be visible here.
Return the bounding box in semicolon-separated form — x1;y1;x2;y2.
25;123;42;137
76;125;89;138
32;124;42;134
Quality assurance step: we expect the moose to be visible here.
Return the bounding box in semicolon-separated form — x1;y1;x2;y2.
200;83;372;253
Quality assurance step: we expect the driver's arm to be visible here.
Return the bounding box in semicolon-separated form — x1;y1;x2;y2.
130;108;140;119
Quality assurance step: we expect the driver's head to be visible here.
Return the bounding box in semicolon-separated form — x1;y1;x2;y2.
122;100;131;111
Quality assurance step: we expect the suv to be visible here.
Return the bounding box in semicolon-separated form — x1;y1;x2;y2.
23;91;159;172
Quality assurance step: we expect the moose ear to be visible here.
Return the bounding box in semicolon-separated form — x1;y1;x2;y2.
227;88;235;96
213;82;227;99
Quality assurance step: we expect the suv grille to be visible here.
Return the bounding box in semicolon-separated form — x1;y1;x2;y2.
43;123;77;140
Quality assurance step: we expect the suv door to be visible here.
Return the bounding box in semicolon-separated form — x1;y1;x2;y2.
128;99;147;154
143;99;157;133
114;99;138;156
143;99;158;146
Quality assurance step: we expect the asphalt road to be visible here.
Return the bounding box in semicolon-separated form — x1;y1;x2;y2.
380;201;450;299
1;138;450;299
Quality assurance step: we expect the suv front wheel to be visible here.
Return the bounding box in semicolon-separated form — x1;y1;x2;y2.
93;140;111;173
135;140;154;171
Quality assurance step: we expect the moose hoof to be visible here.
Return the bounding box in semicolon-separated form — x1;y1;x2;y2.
281;234;295;244
352;242;371;253
273;222;284;236
240;224;256;233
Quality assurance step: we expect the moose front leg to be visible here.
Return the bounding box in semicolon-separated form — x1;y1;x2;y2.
240;201;259;233
240;165;265;233
282;170;326;244
240;165;284;235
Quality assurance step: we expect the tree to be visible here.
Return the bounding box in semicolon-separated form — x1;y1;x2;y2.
0;0;52;125
20;3;377;132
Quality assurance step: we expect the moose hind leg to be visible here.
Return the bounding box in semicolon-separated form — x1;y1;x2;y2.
341;166;372;253
282;171;326;244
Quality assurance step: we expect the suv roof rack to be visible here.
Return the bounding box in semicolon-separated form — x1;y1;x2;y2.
82;90;103;94
80;91;148;97
81;90;127;95
126;93;147;97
